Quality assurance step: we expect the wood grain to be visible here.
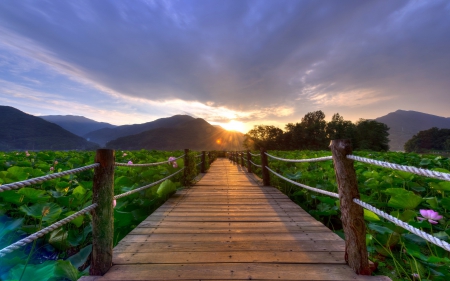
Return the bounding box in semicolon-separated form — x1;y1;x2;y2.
89;158;389;281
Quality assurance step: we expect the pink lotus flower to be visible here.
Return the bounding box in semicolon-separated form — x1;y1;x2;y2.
50;167;54;171
417;209;443;224
122;153;127;157
113;199;116;208
168;157;178;168
127;161;133;165
54;160;58;165
25;151;30;157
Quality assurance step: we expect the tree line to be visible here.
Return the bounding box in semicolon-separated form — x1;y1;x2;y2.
404;127;450;152
243;111;390;151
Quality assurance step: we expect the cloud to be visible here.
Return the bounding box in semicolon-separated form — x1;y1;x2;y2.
0;0;449;124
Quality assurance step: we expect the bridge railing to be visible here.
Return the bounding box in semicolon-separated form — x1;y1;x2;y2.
228;140;450;275
0;149;215;277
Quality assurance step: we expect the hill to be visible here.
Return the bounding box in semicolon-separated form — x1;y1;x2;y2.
0;106;99;151
375;110;450;151
84;115;194;146
40;115;116;136
106;118;244;151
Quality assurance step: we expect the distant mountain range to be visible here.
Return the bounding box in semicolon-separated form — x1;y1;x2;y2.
40;115;116;136
1;106;244;151
84;115;194;146
375;110;450;151
0;106;98;150
106;118;244;151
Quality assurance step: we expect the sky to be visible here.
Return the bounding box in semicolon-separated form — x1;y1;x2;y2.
0;0;449;133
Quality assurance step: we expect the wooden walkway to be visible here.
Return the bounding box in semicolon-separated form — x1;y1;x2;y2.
91;158;389;281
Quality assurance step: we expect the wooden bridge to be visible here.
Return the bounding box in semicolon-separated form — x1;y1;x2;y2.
83;158;389;281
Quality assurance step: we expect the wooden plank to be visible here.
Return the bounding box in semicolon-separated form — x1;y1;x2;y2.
120;232;342;243
137;221;326;228
113;251;346;264
86;158;390;281
150;211;310;217
96;263;382;280
113;240;345;253
129;225;330;234
144;216;319;222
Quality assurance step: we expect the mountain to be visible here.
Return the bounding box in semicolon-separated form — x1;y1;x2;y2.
40;115;116;136
84;115;194;146
375;110;450;151
0;106;99;151
106;118;244;151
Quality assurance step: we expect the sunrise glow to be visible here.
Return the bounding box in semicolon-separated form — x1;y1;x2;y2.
221;120;246;133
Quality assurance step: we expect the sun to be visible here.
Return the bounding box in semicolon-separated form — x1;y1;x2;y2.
222;120;246;133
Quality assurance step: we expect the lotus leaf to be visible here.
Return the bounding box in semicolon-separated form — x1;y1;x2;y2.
19;202;63;223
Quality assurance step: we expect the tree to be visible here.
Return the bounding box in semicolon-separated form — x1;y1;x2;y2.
300;110;328;150
354;119;389;151
244;125;284;150
404;127;450;152
326;113;357;143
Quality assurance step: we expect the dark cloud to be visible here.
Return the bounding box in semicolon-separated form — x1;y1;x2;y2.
0;0;449;117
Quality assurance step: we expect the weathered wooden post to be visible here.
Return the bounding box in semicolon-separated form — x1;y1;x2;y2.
90;149;115;276
184;148;190;186
201;151;206;173
330;139;371;275
240;151;244;167
260;147;270;186
247;150;251;173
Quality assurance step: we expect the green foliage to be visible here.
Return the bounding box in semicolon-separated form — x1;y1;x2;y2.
265;149;450;280
157;180;176;199
405;127;450;153
244;111;390;151
0;149;216;281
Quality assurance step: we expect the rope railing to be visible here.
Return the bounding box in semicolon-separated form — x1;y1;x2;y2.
266;167;339;198
347;155;450;182
196;154;202;158
0;203;98;257
249;160;262;168
0;148;214;275
353;199;450;251
114;168;184;200
115;154;184;167
265;152;333;163
0;163;99;192
266;166;450;252
249;152;259;157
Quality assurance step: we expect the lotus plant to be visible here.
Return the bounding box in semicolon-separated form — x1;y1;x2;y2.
127;161;133;165
417;209;443;224
168;157;178;168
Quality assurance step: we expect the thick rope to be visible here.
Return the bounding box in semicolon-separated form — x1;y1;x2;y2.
265;152;333;163
266;167;339;198
249;152;260;157
353;199;450;252
249;160;262;168
0;164;99;192
114;168;184;200
347;155;450;182
115;155;184;167
0;203;98;257
196;154;202;158
197;162;203;166
267;165;450;252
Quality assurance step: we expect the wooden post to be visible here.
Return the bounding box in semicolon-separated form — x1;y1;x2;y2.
90;149;115;276
260;147;270;186
201;151;206;173
184;148;190;186
240;152;244;167
247;150;252;173
330;139;371;275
